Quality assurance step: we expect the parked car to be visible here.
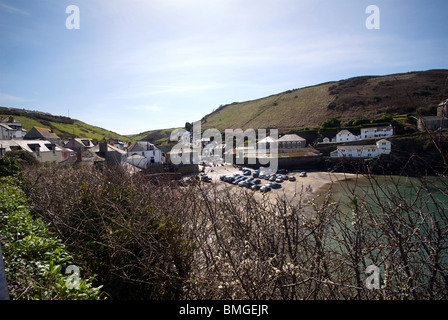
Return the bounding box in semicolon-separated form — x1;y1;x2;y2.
239;181;247;187
253;179;261;184
289;176;296;181
271;182;281;189
220;175;226;181
226;176;235;183
243;170;251;176
245;182;254;189
300;172;307;177
275;178;283;183
251;184;261;191
282;175;288;180
260;186;271;193
269;176;276;182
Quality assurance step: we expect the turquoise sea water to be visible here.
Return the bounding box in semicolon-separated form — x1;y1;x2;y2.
327;174;448;214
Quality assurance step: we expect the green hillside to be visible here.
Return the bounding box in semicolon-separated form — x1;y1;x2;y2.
0;108;133;143
201;69;448;133
127;127;182;146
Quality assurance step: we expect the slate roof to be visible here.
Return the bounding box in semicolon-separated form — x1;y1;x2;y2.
277;134;306;142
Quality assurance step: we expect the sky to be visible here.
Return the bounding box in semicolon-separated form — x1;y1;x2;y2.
0;0;447;135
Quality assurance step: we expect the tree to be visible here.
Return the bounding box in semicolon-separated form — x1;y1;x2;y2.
0;156;21;177
320;118;341;129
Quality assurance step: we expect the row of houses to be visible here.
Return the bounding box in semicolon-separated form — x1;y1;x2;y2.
319;125;394;144
330;139;392;158
0;118;142;168
0;117;395;169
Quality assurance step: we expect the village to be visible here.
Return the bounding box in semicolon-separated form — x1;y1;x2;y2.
0;98;447;179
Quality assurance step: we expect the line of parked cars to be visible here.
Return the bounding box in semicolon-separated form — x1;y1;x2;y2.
220;168;306;193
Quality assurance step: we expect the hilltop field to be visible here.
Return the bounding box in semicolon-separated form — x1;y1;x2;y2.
200;69;448;133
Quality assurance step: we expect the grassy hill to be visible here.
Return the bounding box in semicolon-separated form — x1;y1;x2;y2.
0;107;133;143
127;127;181;146
201;69;448;133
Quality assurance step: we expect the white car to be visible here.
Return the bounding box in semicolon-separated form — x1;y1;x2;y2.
300;172;307;177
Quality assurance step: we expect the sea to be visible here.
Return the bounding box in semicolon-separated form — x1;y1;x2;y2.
320;174;448;215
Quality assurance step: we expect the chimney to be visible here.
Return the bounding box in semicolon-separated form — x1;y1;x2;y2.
71;135;76;150
99;138;108;155
76;148;82;162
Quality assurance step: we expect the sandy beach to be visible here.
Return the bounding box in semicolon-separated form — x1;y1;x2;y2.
199;164;360;207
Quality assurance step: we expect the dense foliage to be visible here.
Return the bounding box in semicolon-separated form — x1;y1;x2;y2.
0;176;102;299
21;164;448;300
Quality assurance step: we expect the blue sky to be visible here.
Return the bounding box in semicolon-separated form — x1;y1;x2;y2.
0;0;447;135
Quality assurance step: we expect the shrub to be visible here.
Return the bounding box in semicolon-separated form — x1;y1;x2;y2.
0;176;102;299
320;118;341;129
0;156;21;178
24;166;194;299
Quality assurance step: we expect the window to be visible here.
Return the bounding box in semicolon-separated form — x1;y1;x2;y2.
27;144;41;152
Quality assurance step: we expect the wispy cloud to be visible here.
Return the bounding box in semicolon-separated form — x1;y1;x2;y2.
0;2;30;15
0;92;31;103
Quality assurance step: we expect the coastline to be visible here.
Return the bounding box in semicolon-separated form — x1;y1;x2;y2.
202;164;363;207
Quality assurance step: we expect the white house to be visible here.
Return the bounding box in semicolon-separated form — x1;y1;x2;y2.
127;141;162;169
330;139;391;158
0;139;63;163
320;125;394;144
335;130;360;143
360;125;393;140
0;124;15;140
0;117;26;139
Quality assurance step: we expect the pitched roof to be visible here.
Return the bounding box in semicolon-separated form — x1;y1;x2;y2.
337;130;354;135
127;154;145;160
338;144;378;150
0;123;14;131
257;136;277;143
128;141;159;152
30;126;60;140
0;139;62;153
278;134;306;142
361;126;392;132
